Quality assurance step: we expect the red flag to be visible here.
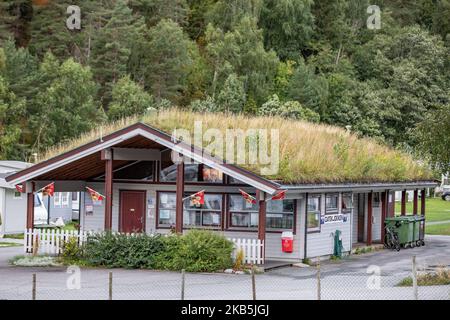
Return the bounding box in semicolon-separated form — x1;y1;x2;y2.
15;184;24;193
270;190;286;201
41;182;55;197
190;190;205;206
86;187;105;201
239;189;256;205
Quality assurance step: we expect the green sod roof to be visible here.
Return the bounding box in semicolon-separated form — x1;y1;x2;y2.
41;109;434;184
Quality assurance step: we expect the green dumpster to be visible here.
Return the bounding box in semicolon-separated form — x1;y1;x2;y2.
412;215;425;246
385;216;415;248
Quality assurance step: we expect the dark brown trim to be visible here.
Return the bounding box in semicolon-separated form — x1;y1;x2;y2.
381;191;387;243
401;190;406;216
26;183;35;230
420;189;426;216
257;190;266;243
367;192;373;246
413;190;418;215
104;155;113;230
175;162;185;234
118;189;147;233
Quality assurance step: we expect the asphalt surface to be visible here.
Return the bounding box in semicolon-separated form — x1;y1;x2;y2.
0;235;449;300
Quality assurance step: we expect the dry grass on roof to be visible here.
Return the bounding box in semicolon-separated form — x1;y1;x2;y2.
40;108;434;184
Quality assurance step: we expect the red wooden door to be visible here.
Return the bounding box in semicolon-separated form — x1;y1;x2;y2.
120;191;145;233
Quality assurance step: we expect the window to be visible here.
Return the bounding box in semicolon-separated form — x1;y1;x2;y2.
228;195;295;231
341;193;353;213
184;194;222;228
307;195;321;232
157;192;223;228
158;192;177;226
13;191;22;199
61;192;69;208
266;200;295;230
229;194;259;228
373;192;380;207
53;193;61;207
325;194;338;214
114;161;155;180
159;150;223;183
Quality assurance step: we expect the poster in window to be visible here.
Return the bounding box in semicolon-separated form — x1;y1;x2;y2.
202;168;223;182
159;209;171;219
85;205;94;216
212;214;220;225
160;193;168;204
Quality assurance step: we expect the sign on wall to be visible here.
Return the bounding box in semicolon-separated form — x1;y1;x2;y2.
321;213;348;224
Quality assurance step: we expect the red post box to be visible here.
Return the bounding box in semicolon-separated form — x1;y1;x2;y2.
281;231;294;253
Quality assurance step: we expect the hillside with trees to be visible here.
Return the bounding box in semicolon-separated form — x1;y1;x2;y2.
0;0;449;174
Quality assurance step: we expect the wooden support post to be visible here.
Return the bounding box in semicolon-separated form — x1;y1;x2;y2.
367;192;373;246
420;189;426;216
257;190;266;260
381;191;387;243
104;152;113;230
175;161;185;234
401;190;406;216
413;190;418;215
26;184;35;229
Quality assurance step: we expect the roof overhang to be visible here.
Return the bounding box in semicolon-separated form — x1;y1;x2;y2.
6;123;280;195
281;181;438;193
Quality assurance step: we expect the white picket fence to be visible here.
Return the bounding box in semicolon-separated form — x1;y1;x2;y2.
24;228;265;265
24;228;88;255
229;238;264;265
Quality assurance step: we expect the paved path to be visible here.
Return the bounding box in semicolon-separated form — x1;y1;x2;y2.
427;219;450;225
0;238;24;245
0;236;449;300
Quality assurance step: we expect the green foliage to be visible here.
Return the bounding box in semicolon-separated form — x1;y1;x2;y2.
216;73;245;113
84;232;167;269
413;104;450;175
82;230;234;272
259;94;320;122
189;96;218;112
108;76;155;121
61;237;84;263
155;230;234;272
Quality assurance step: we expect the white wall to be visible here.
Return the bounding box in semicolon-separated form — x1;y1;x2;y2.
1;188;27;234
306;193;352;258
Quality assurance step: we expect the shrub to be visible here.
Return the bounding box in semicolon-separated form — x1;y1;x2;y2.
156;230;234;272
233;248;245;271
84;232;166;269
61;236;83;263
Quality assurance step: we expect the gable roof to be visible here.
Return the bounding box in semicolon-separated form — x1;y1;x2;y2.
5;122;280;194
6;109;434;187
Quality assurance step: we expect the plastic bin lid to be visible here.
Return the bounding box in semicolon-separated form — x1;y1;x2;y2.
385;216;416;222
281;231;293;238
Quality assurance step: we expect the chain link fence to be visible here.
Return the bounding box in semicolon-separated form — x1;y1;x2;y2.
0;256;449;300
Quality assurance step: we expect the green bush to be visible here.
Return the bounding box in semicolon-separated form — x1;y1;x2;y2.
81;230;234;272
156;230;234;272
61;236;83;263
84;232;166;269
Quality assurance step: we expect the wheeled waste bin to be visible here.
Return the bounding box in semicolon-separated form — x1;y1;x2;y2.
384;216;417;248
412;215;425;246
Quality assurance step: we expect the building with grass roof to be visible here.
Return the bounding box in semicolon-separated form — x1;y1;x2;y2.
6;109;437;262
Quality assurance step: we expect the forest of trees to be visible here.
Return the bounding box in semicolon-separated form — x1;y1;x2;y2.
0;0;449;174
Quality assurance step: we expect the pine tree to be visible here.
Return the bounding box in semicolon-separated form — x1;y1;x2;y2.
91;0;147;106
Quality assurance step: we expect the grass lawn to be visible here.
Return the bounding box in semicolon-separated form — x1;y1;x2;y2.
0;242;22;247
395;197;450;222
426;223;450;236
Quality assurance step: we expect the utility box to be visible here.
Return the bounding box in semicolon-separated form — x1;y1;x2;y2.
281;231;294;253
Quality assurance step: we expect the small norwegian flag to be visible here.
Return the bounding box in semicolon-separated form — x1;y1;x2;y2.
239;189;256;205
41;182;55;197
86;187;105;201
269;190;287;201
15;184;24;193
184;190;205;206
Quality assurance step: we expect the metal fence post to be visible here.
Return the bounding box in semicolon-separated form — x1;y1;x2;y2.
251;265;256;300
181;269;185;300
412;256;418;300
32;273;36;300
317;259;321;301
109;272;113;300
